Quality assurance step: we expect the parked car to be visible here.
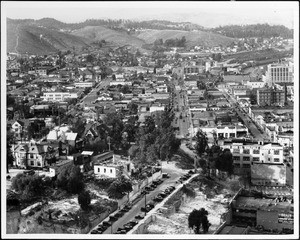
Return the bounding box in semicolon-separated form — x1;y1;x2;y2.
91;229;101;234
154;195;164;202
162;173;170;178
135;214;144;220
115;211;125;218
158;192;167;198
109;215;118;222
102;221;111;227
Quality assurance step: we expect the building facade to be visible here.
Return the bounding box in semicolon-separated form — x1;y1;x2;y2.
257;88;286;106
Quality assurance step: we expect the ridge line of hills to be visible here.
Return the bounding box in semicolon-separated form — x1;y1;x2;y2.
6;17;293;55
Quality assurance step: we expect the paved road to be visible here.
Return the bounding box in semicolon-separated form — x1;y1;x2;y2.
174;89;190;138
224;92;269;141
99;162;188;234
80;78;111;106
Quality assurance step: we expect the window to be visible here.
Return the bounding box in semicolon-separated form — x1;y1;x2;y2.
243;149;250;154
233;156;240;161
104;168;106;173
30;154;34;158
274;150;280;155
253;157;260;161
243;157;250;161
274;158;280;162
37;161;41;166
233;149;240;154
110;169;112;173
253;149;260;154
234;163;240;168
98;168;100;173
242;164;251;168
30;161;34;166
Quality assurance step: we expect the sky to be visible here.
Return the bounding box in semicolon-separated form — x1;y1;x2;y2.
2;1;297;29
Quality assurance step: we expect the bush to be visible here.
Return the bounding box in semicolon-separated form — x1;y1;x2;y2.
78;191;91;211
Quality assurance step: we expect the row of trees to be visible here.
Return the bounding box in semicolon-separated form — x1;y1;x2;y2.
154;36;187;48
129;108;181;166
212;23;293;39
195;130;234;177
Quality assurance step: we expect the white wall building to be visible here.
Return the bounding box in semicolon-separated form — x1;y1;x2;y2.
41;92;79;102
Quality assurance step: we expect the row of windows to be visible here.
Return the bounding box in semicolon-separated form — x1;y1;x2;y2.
97;168;113;174
233;156;280;162
232;149;280;155
29;160;41;166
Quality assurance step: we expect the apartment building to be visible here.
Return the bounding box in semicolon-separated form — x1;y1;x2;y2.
41;92;79;102
74;81;95;88
221;140;284;175
257;88;286;106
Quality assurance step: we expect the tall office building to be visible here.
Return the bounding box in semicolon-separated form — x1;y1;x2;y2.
266;61;293;86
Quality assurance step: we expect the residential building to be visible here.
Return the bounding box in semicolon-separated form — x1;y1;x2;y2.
41;92;79;102
220;139;284;175
74;81;95;88
93;155;133;178
257;87;286;106
251;163;286;186
231;196;293;232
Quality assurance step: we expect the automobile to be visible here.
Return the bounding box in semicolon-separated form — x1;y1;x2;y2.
109;215;118;222
150;183;157;189
91;229;101;234
102;221;111;227
145;186;152;191
158;192;167;198
114;211;125;218
162;173;170;178
135;214;144;220
128;220;138;226
123;224;134;231
116;228;127;234
140;207;149;212
141;190;149;195
120;207;130;213
154;195;164;202
167;186;176;191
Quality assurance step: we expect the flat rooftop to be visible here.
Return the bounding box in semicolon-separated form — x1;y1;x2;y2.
217;225;248;234
235;196;293;213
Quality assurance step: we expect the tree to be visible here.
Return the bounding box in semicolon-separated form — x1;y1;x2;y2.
11;173;45;200
215;149;234;176
78;191;91;211
56;164;84;194
195;130;208;157
188;208;210;234
107;176;132;200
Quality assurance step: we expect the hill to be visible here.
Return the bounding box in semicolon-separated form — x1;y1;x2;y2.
211;24;293;39
7;22;92;55
134;29;235;48
70;26;146;48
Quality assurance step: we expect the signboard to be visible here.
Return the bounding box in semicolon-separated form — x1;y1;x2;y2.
278;213;293;224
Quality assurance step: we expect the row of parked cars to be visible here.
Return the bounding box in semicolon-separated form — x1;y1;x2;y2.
176;170;194;183
90;177;168;235
90;202;133;234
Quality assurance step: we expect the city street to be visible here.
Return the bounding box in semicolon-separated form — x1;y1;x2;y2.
174;89;190;138
100;162;188;234
80;78;111;106
224;92;269;140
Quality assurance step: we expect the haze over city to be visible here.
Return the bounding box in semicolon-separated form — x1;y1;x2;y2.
3;1;295;28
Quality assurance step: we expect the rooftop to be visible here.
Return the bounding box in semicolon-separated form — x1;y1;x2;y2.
234;196;293;213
